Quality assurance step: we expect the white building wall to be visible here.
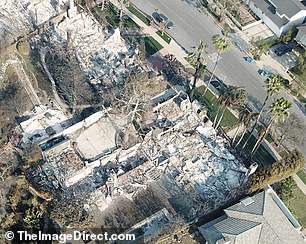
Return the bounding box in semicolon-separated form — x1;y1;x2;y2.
282;11;306;33
249;1;282;36
245;1;306;37
290;10;306;23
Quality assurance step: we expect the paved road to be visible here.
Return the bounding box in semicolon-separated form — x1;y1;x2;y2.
131;0;306;155
131;0;267;103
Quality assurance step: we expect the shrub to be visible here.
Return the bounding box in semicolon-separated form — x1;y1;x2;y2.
280;77;291;89
23;144;43;164
17;41;30;56
248;149;305;192
279;176;296;200
23;206;43;229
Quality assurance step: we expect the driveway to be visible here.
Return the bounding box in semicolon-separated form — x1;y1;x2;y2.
269;43;299;71
242;22;274;40
130;0;306;155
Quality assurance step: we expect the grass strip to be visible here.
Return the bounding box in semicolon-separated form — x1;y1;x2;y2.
297;170;306;186
127;5;150;26
156;30;171;44
196;85;238;130
144;36;163;57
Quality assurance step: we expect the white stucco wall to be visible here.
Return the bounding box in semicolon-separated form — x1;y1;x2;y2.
282;11;306;33
290;10;306;23
245;1;306;37
249;1;282;36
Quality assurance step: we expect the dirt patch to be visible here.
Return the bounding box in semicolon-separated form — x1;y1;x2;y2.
238;2;258;26
0;66;32;144
27;47;55;100
44;50;100;112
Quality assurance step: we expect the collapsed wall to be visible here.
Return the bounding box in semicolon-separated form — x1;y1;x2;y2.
48;8;140;89
0;0;68;43
28;92;249;240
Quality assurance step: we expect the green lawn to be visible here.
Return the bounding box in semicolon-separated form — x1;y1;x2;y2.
127;5;150;26
284;186;306;229
255;124;274;143
265;132;274;143
123;16;139;29
196;85;238;130
94;5;118;27
297;170;306;185
195;84;275;165
297;93;306;104
236;132;276;165
144;36;163;57
94;4;139;30
156;30;172;44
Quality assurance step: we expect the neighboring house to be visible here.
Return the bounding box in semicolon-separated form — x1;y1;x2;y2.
198;186;304;244
244;0;306;37
296;24;306;48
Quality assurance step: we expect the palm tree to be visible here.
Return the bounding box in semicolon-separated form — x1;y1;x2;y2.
213;86;228;127
251;97;292;155
118;0;127;28
186;41;207;102
232;107;250;146
241;74;283;149
234;110;258;148
118;0;129;28
157;19;167;36
203;33;232;97
214;86;246;129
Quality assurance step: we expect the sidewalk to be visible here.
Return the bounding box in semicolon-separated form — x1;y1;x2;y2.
293;174;306;196
109;1;300;162
256;53;292;80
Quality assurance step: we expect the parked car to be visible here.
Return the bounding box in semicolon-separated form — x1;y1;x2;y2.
152;12;174;29
244;56;255;63
211;80;227;91
258;69;272;78
274;43;292;56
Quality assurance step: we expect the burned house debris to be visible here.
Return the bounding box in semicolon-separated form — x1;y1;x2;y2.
50;10;139;87
25;90;251;241
34;1;142;93
20;107;69;145
0;0;70;43
2;1;257;241
1;0;304;242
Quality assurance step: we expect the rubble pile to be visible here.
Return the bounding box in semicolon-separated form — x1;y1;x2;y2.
84;93;247;220
51;9;139;88
129;208;175;242
2;0;253;237
22;84;247;238
42;146;84;188
0;0;67;42
27;137;81;191
28;91;248;232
